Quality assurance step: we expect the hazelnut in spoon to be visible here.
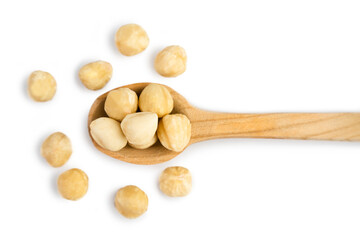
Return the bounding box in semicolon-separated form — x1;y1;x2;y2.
88;82;360;165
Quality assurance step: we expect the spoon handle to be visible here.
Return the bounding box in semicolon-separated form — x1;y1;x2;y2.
189;110;360;143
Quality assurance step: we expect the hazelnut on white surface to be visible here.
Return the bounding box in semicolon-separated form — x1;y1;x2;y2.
115;24;149;56
154;45;187;77
57;168;88;201
114;185;148;219
79;61;112;90
28;70;56;102
159;166;192;197
41;132;72;167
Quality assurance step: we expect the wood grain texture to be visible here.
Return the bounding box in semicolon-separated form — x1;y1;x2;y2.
88;82;360;165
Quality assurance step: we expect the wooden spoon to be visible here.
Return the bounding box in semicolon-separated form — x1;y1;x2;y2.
88;82;360;165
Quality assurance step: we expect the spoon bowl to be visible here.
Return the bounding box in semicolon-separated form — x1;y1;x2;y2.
88;82;360;165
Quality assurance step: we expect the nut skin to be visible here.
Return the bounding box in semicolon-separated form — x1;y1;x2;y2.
121;112;158;146
28;70;57;102
157;114;191;152
159;166;192;197
129;134;158;149
115;24;149;56
41;132;72;168
79;61;112;90
104;88;138;121
139;83;174;118
90;117;127;151
114;185;148;219
154;45;187;77
57;168;88;201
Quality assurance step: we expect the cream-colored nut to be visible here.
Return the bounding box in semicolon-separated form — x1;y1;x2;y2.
28;70;57;102
159;166;192;197
57;168;88;201
139;83;173;118
79;61;112;90
154;45;187;77
157;114;191;152
104;88;138;121
90;117;127;151
41;132;72;167
115;24;149;56
114;185;148;219
121;112;158;146
129;134;158;149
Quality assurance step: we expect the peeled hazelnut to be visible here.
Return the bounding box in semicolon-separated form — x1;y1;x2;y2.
57;168;88;201
79;61;112;90
41;132;72;168
114;185;148;219
28;70;57;102
157;114;191;152
159;166;192;197
129;134;158;149
121;112;158;146
115;24;149;56
139;83;173;118
154;45;187;77
90;117;127;151
104;88;138;121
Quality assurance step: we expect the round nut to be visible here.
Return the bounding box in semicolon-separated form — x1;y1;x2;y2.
159;166;192;197
28;70;57;102
139;83;173;118
90;117;127;151
79;61;112;90
129;134;158;149
157;114;191;152
104;88;138;121
41;132;72;167
121;112;158;146
115;24;149;56
114;185;148;219
57;168;88;201
154;45;187;77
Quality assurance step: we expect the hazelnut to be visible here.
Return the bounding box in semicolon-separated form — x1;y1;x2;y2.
139;83;173;118
90;117;127;151
129;134;158;149
115;24;149;56
57;168;88;201
159;166;192;197
28;70;56;102
157;114;191;152
79;61;112;90
154;45;187;77
104;88;138;121
121;112;158;146
114;185;148;219
41;132;72;167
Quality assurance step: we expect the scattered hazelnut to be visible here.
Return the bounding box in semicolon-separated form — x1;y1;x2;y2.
57;168;88;201
104;88;138;121
28;70;57;102
115;24;149;56
41;132;72;168
90;117;127;151
121;112;158;146
159;166;192;197
157;114;191;152
154;45;187;77
114;185;148;219
79;61;112;90
129;134;158;149
139;83;173;118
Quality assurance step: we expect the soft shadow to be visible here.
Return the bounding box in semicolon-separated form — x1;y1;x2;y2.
149;47;164;76
36;131;53;167
50;171;62;198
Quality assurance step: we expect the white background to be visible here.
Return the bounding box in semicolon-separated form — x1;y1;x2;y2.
0;0;360;239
